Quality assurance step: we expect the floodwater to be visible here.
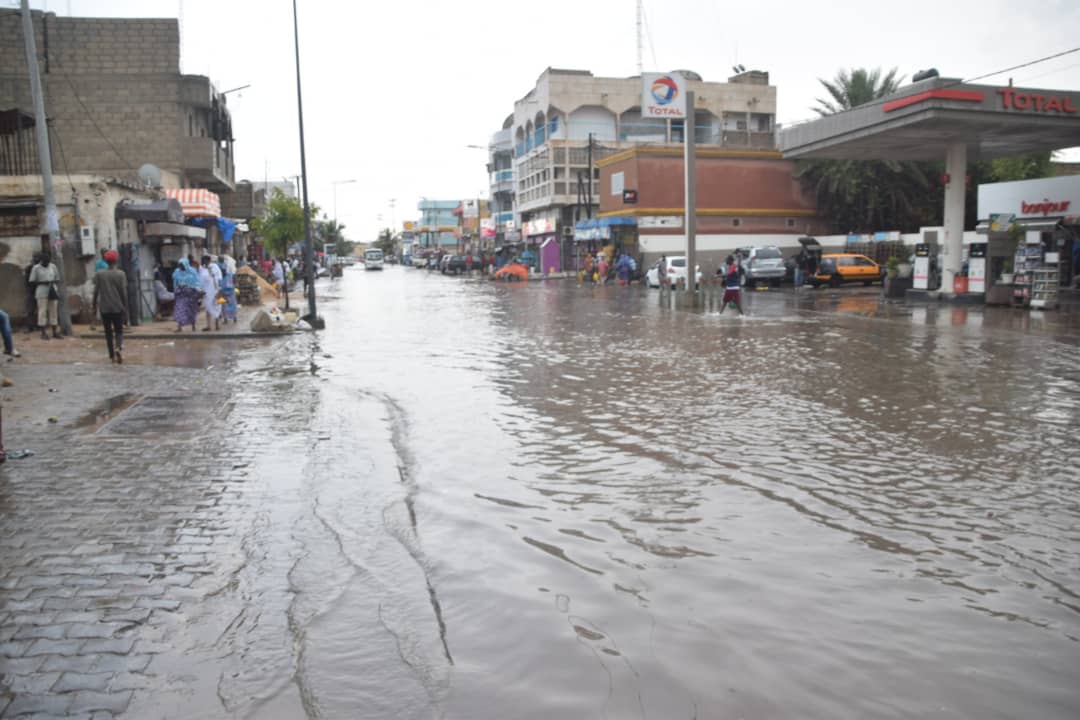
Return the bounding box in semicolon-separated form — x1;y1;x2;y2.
201;268;1080;719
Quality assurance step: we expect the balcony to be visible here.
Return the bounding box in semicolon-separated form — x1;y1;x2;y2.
181;136;234;193
490;169;514;194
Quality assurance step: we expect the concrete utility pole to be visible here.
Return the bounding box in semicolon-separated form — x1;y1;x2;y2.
291;0;320;327
684;90;697;299
21;0;71;334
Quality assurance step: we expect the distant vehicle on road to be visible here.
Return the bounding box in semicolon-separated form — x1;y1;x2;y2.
740;246;786;287
811;253;885;288
412;255;428;268
364;248;384;270
645;256;701;289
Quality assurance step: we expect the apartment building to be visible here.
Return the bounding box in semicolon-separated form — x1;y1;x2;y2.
486;117;515;245
417;199;461;248
498;67;777;253
0;8;235;193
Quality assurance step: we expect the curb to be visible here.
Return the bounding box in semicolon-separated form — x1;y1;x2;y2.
80;331;296;340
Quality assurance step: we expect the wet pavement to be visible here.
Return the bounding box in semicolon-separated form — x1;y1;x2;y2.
2;268;1079;718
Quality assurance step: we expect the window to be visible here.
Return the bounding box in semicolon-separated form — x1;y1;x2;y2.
755;248;782;259
671;258;687;268
853;256;874;266
732;218;742;227
838;256;855;266
188;114;193;136
786;218;796;228
736;120;747;131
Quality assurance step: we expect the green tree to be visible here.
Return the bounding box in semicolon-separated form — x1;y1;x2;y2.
314;216;353;256
797;67;937;233
373;228;395;256
814;67;903;115
250;190;320;257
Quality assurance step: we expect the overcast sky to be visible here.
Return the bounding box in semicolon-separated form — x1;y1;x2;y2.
13;0;1080;241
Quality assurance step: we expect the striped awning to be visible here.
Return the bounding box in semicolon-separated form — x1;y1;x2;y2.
163;188;221;218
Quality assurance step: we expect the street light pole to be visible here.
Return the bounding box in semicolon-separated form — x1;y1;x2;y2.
291;0;321;327
20;1;70;335
332;179;355;227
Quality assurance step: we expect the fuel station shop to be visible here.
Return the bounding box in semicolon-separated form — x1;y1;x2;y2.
974;174;1080;308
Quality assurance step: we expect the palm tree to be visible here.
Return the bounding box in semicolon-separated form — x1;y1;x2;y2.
797;67;936;233
813;68;903;115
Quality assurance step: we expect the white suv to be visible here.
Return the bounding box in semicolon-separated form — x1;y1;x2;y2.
645;256;702;289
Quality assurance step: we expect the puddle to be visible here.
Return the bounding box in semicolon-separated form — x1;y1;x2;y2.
71;393;141;431
95;395;227;438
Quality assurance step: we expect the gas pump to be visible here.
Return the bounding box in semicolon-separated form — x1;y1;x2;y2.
913;243;933;290
967;241;987;293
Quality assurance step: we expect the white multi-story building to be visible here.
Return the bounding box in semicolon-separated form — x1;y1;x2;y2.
496;67;777;251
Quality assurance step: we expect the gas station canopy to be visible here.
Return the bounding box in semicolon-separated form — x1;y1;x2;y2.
779;77;1080;161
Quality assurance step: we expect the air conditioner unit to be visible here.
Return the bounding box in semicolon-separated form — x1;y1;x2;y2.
79;225;95;257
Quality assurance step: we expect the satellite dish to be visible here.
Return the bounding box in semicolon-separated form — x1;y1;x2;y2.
137;163;162;189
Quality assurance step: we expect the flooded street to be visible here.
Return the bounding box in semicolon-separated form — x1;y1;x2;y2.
4;267;1080;720
219;267;1080;719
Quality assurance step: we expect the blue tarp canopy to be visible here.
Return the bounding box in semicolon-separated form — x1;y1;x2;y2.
573;216;636;241
189;216;238;242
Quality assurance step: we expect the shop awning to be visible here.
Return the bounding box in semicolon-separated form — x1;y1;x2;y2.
163;188;221;218
143;222;206;239
573;216;636;241
975;218;1062;234
115;199;184;224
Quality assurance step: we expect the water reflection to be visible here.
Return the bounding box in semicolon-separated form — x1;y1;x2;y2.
312;271;1080;718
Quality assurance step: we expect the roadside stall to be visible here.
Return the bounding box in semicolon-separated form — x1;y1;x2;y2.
573;217;638;273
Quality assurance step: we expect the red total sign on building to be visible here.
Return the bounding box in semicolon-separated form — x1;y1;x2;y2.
998;88;1079;114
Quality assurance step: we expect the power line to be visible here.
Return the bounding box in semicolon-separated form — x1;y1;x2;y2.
640;0;659;70
783;46;1080;129
47;118;76;195
1013;61;1080;85
963;46;1080;84
51;65;135;171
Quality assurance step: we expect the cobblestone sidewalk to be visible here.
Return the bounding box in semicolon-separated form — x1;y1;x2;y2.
0;336;313;719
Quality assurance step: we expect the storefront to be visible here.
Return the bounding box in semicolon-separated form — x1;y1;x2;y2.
522;217;557;271
976;175;1080;308
573;217;638;271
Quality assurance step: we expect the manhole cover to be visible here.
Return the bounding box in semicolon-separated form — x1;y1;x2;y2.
95;395;226;438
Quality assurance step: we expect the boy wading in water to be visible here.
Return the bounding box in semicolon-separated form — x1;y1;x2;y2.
718;255;744;316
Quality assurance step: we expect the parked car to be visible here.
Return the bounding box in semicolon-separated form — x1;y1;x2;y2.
645;256;702;289
442;255;481;274
412;255;428;268
811;253;886;288
740;246;786;287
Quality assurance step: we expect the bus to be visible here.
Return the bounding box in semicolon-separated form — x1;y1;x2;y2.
364;248;384;270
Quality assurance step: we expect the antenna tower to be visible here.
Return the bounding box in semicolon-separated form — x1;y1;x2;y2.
636;0;643;74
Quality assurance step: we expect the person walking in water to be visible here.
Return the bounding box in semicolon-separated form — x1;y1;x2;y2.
718;254;744;316
92;249;128;364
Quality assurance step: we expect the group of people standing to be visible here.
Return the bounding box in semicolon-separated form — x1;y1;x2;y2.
170;255;238;333
582;251;638;285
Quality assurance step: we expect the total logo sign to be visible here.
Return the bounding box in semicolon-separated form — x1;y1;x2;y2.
642;72;687;118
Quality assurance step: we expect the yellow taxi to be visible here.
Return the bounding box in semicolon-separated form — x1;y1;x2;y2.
811;253;885;288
